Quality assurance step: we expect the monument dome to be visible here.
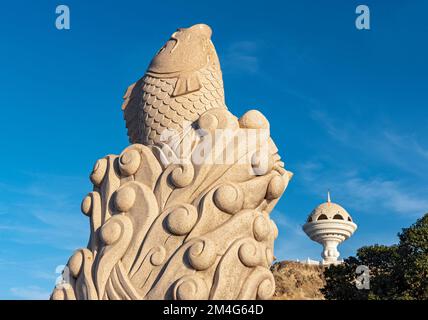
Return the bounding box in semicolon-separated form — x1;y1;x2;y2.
303;192;357;265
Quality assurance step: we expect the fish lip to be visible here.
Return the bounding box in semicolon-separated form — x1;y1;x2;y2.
170;31;179;41
145;69;197;79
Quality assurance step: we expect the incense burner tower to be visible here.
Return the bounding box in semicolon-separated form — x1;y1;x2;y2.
303;193;357;265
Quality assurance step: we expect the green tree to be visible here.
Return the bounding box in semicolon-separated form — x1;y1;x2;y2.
396;213;428;299
322;213;428;300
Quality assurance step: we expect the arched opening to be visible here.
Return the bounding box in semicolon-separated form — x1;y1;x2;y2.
317;214;328;220
348;217;352;222
307;217;313;222
333;214;344;220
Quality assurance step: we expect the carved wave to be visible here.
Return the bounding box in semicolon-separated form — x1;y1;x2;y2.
51;108;292;300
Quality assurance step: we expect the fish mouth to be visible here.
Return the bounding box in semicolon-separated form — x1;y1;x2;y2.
169;24;211;53
186;24;212;38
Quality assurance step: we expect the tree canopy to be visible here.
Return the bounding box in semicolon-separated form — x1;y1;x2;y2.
322;213;428;300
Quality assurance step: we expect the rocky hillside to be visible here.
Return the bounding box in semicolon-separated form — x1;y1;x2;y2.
271;261;326;300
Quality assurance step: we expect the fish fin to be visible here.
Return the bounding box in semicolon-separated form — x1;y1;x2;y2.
172;72;201;97
121;82;136;110
122;79;144;143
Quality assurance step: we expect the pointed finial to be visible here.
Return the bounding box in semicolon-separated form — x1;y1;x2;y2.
327;190;331;203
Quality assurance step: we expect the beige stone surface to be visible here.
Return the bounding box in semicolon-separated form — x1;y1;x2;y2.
51;24;291;300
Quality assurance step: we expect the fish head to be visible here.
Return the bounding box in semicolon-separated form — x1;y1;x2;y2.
148;23;220;75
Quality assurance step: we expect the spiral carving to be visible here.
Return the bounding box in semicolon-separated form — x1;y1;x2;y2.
198;112;219;131
251;151;274;176
149;245;167;266
197;108;239;131
238;266;275;300
170;163;194;188
166;204;198;236
238;110;270;130
238;239;262;267
119;149;141;176
213;183;244;214
253;215;270;242
173;275;209;300
187;238;217;271
81;193;92;216
114;186;136;212
94;215;133;299
266;175;285;200
52;24;291;301
90;158;107;186
68;251;83;278
256;276;275;300
100;218;123;245
53;106;289;300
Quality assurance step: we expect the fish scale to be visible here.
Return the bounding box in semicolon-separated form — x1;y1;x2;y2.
126;66;225;145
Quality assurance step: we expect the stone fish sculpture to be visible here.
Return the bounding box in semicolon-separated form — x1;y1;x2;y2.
51;24;293;300
123;23;226;146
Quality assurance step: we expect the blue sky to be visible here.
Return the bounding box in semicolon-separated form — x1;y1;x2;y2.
0;0;427;299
